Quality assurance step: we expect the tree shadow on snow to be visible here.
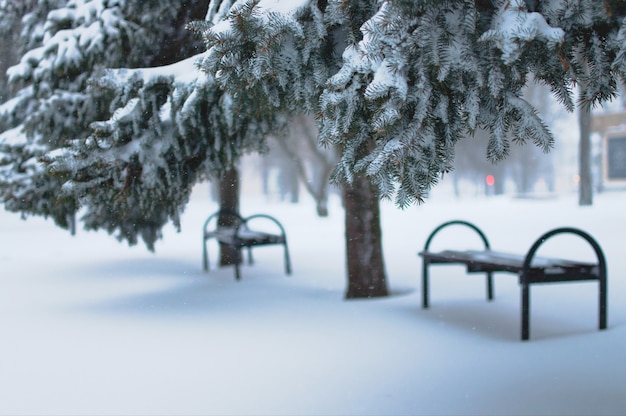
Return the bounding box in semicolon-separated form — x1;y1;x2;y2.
68;257;203;280
62;257;341;318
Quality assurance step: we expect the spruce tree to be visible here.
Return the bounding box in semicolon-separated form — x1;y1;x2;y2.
191;0;626;297
0;0;207;246
3;0;626;298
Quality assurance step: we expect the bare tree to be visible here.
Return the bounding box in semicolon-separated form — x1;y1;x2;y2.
272;114;338;217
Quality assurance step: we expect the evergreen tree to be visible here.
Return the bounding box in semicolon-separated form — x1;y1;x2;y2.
0;0;207;246
192;0;390;297
0;1;32;100
3;0;626;298
190;0;626;297
0;0;71;222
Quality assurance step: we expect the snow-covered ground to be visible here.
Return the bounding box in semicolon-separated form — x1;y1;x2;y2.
1;185;625;415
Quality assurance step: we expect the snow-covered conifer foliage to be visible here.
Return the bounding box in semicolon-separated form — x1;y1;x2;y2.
49;57;273;249
47;60;209;248
196;0;626;207
0;0;207;247
3;0;626;252
192;0;331;113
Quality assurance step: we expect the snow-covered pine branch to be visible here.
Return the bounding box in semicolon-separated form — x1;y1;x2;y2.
196;0;327;114
0;1;207;247
479;0;564;64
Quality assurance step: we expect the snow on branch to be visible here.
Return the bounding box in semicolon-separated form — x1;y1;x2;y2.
116;55;202;86
203;0;310;37
0;126;27;148
480;0;564;64
256;0;310;18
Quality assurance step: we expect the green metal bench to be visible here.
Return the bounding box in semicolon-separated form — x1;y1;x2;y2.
419;220;607;340
203;210;291;280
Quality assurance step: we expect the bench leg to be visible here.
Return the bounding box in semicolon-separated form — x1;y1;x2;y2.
203;239;210;272
599;275;607;330
234;246;242;281
422;261;430;308
284;243;292;275
521;283;530;341
486;272;494;301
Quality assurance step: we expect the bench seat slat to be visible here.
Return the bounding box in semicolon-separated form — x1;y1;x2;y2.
419;249;598;281
205;228;284;247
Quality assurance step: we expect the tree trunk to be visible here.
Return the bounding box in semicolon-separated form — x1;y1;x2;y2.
218;166;240;266
578;104;593;206
343;173;388;299
576;59;594;206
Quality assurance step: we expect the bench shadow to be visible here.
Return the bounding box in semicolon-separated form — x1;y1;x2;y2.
414;299;603;342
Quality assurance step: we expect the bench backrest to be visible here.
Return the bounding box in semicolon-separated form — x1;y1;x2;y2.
423;220;491;252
